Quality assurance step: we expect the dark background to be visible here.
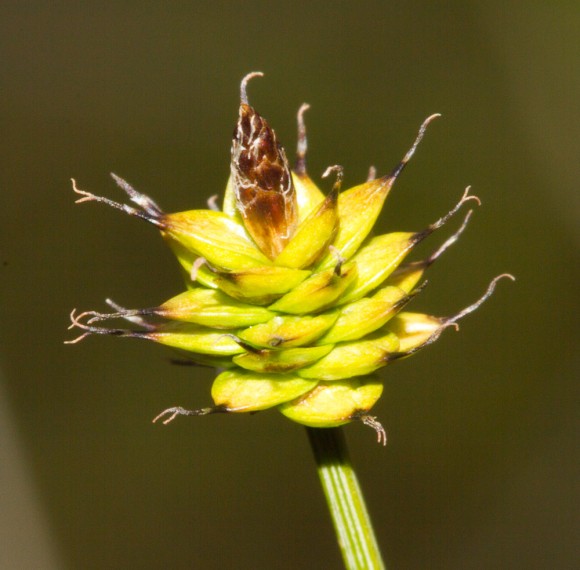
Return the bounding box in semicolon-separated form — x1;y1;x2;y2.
0;2;577;569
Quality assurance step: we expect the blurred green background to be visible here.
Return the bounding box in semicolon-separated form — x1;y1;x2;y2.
0;2;577;569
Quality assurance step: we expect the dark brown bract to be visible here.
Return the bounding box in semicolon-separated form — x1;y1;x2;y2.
231;101;298;259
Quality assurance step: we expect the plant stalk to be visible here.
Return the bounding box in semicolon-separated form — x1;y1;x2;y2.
306;427;386;570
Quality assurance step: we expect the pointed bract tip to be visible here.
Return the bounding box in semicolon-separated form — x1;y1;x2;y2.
190;257;207;282
424;113;442;124
322;165;344;195
328;244;346;275
446;273;515;327
462;186;482;207
67;308;79;330
384;113;442;183
240;71;264;104
424;187;481;236
295;104;311;175
65;307;136;342
297;102;310;121
207;194;220;211
71;178;93;204
322;165;343;179
411;113;441;149
359;415;387;446
64;309;90;344
152;406;217;425
425;208;474;266
218;333;258;353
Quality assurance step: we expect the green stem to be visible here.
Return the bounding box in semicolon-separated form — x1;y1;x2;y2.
306;427;386;570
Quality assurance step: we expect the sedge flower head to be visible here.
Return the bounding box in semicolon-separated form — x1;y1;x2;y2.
67;72;513;443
